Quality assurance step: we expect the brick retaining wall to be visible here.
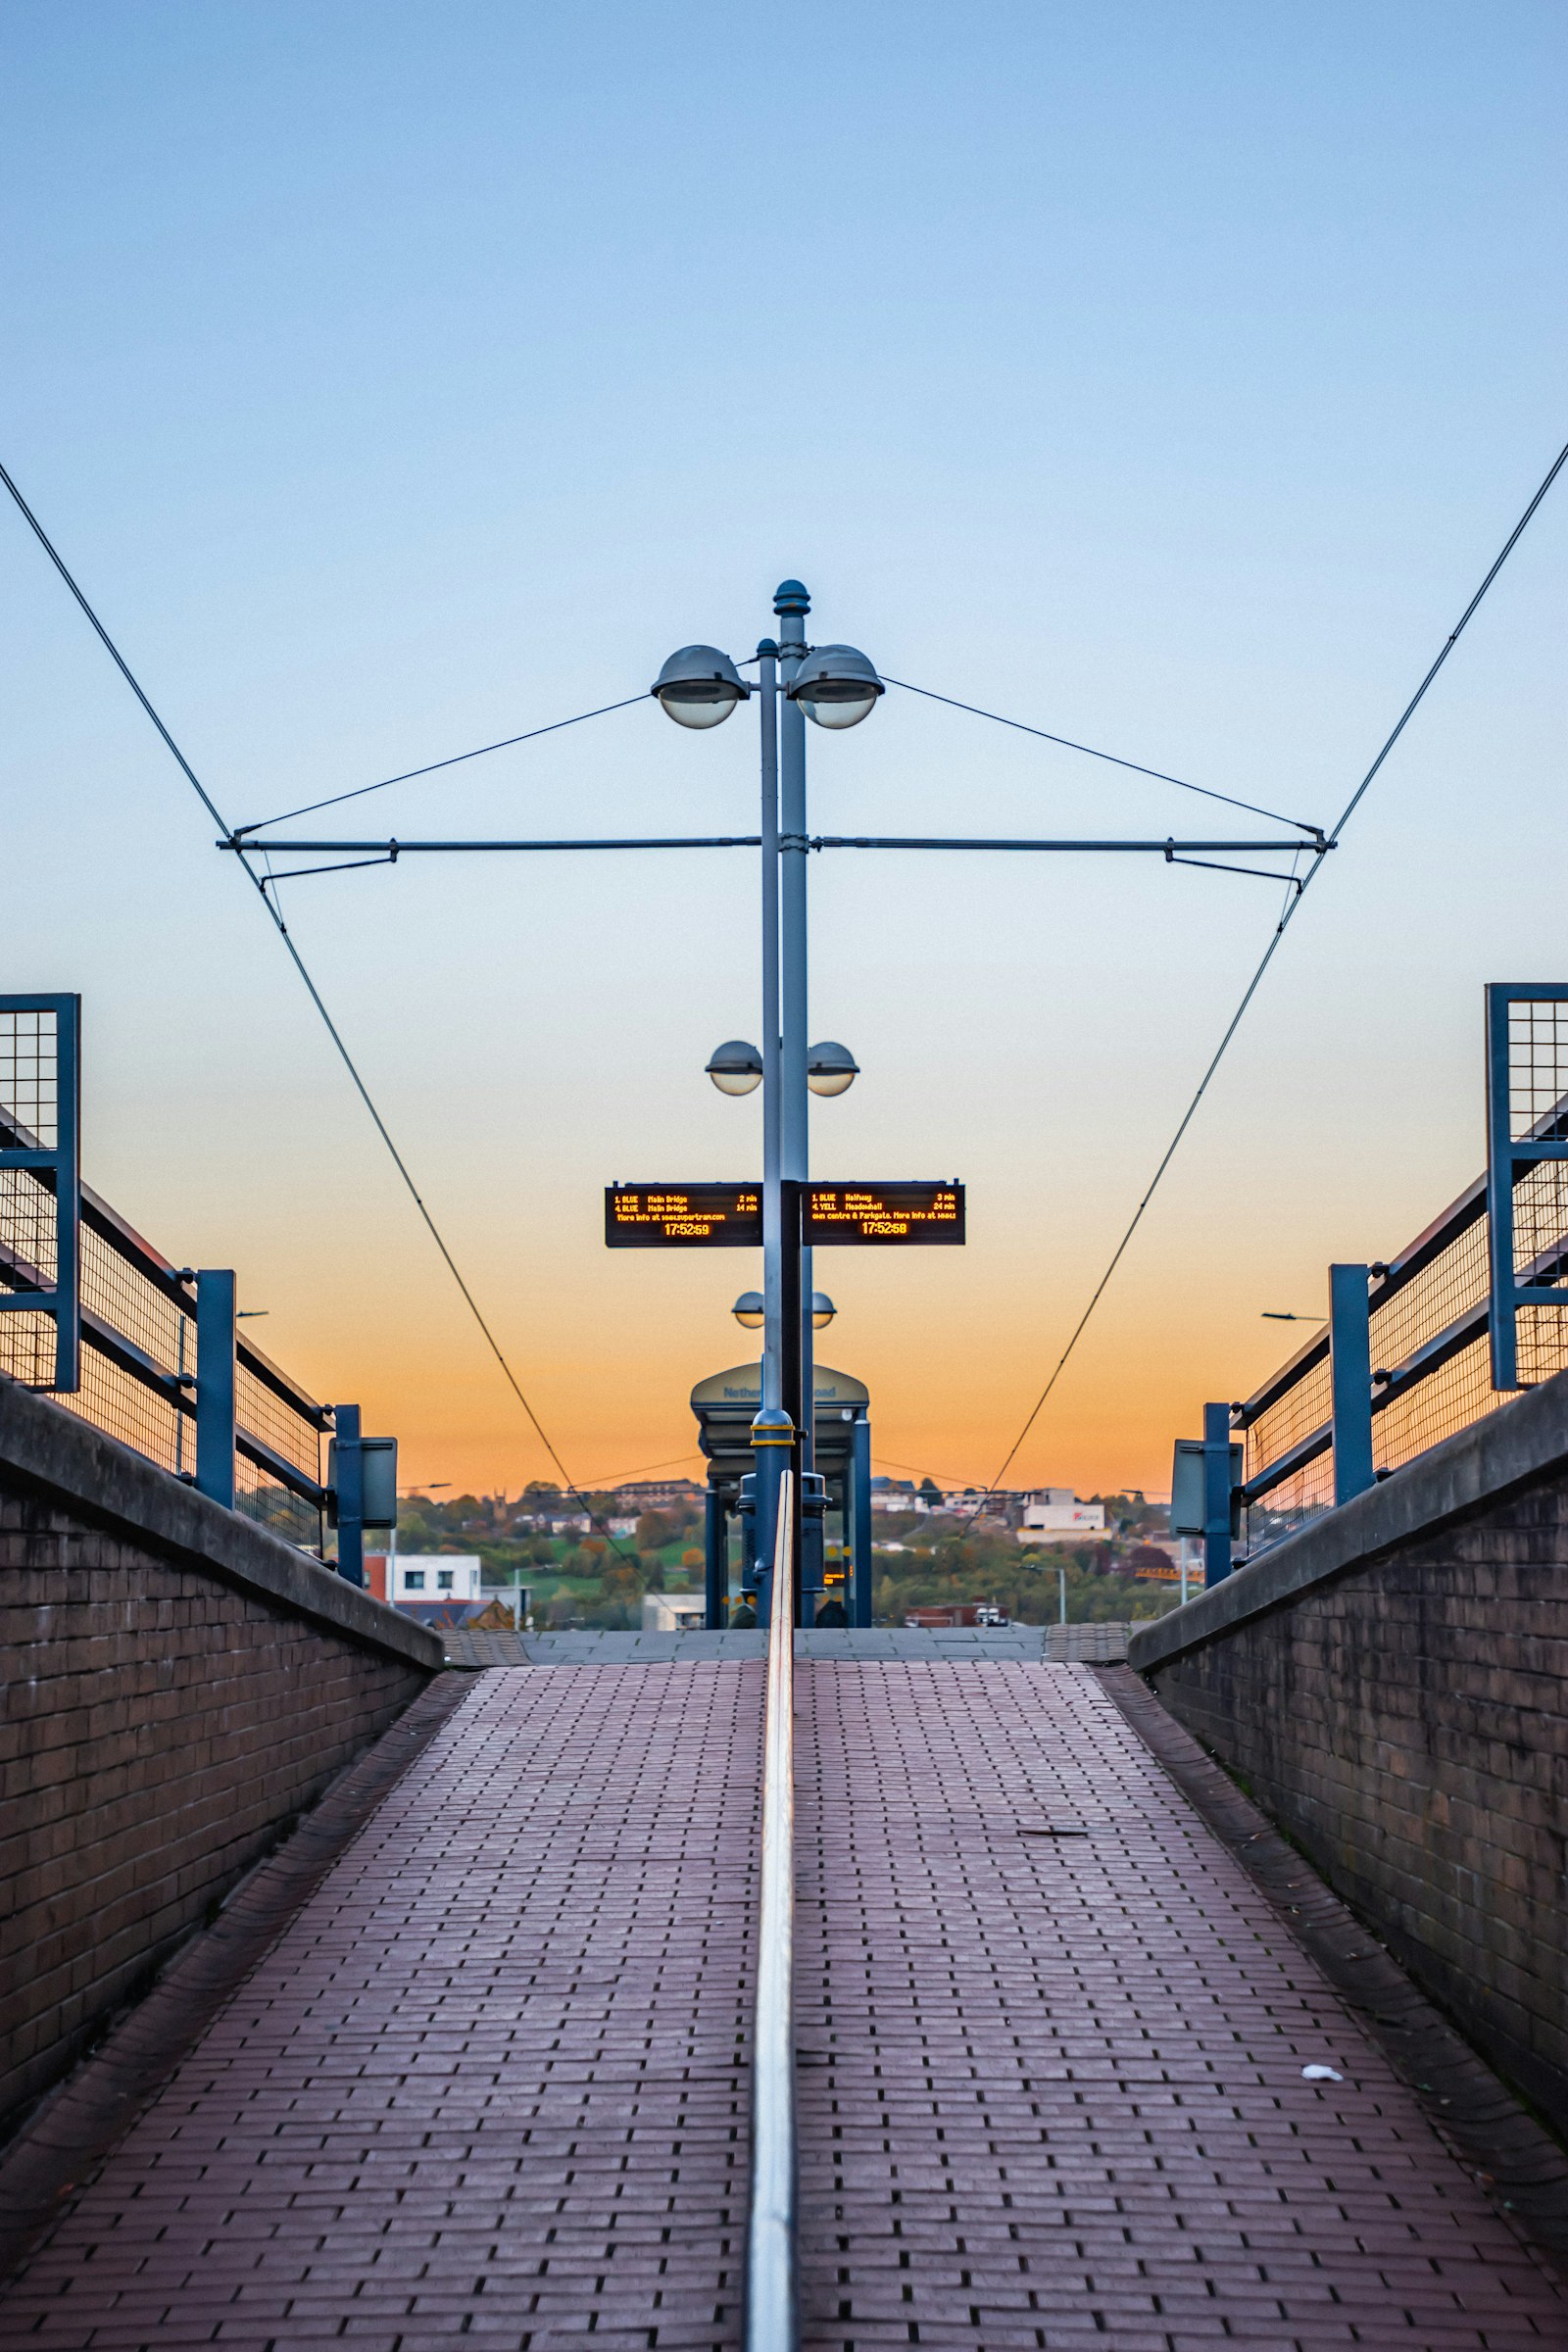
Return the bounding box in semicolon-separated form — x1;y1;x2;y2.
1129;1372;1568;2139
0;1381;441;2139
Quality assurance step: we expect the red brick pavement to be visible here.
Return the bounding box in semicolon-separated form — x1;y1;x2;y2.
3;1658;1565;2351
797;1661;1568;2348
0;1665;760;2352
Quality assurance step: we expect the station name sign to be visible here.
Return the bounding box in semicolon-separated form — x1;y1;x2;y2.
605;1180;964;1248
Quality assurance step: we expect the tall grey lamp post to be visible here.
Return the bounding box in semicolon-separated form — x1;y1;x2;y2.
657;581;881;1610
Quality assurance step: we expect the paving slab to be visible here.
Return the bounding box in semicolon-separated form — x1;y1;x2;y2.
796;1658;1567;2348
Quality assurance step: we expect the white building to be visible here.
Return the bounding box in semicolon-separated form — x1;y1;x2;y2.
380;1554;485;1604
642;1592;709;1633
1018;1489;1106;1535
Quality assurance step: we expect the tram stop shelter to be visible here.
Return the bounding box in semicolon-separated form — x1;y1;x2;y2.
690;1361;872;1628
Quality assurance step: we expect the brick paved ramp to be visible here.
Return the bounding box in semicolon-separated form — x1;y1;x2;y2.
3;1657;1564;2351
0;1665;760;2352
798;1660;1568;2349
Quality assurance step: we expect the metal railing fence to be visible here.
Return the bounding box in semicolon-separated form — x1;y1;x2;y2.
0;1004;329;1549
1241;1150;1568;1559
746;1469;798;2352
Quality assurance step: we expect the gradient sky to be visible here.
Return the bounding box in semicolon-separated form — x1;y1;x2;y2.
4;2;1565;1499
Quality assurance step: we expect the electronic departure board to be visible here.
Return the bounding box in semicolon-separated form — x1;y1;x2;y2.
605;1184;762;1247
605;1180;965;1247
805;1182;965;1246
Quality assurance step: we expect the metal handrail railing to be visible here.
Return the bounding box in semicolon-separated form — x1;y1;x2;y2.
747;1469;798;2352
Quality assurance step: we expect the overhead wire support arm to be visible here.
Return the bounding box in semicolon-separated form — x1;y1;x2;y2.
220;834;763;857
808;833;1332;857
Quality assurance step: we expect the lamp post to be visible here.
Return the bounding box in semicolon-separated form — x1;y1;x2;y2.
668;580;880;1613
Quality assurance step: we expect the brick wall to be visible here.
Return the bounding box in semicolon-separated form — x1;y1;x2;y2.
1130;1382;1568;2139
0;1386;439;2141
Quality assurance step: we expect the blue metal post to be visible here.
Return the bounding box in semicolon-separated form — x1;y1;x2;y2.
1329;1262;1375;1502
705;1484;726;1630
850;1411;873;1626
335;1402;365;1587
1202;1400;1233;1586
776;578;811;1516
194;1269;236;1509
1485;984;1519;1389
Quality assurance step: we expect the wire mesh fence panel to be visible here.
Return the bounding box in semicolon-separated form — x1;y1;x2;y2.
236;1455;320;1548
1371;1334;1506;1474
1243;1446;1335;1553
0;1008;63;1387
0;1007;59;1148
49;1348;192;1475
1245;1350;1331;1486
1368;1211;1489;1377
1500;998;1568;1379
235;1355;321;1486
1505;998;1568;1142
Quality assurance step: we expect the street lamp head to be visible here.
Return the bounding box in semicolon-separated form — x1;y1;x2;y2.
706;1039;763;1097
651;645;750;729
731;1291;765;1329
789;643;883;729
806;1040;859;1098
810;1291;836;1330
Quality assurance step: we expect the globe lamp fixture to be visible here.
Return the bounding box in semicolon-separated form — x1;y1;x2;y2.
707;1040;763;1097
731;1291;765;1329
811;1291;836;1330
788;643;883;730
806;1040;858;1098
652;644;750;729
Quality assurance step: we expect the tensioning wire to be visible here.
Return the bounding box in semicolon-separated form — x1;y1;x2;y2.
970;431;1568;1515
0;456;637;1564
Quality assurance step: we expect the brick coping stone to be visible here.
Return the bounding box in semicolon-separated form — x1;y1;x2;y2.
1130;1360;1568;1674
0;1375;441;1671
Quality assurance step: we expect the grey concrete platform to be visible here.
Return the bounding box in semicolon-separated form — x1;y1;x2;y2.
441;1621;1134;1667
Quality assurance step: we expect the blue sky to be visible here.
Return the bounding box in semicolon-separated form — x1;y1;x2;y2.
4;2;1565;1492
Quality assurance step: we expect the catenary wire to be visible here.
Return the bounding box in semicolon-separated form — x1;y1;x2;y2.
0;457;635;1564
881;674;1320;834
236;695;649;834
971;431;1568;1515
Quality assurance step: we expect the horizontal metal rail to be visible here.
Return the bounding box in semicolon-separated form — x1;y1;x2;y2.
747;1470;797;2352
226;832;1326;861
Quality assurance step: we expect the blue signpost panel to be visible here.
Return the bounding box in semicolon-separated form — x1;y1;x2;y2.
1486;985;1568;1391
0;994;81;1392
194;1270;237;1508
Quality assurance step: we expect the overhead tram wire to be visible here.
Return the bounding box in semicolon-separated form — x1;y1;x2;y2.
0;455;637;1565
881;675;1322;836
970;429;1568;1518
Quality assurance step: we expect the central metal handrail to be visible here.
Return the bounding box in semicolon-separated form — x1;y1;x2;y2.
747;1469;798;2351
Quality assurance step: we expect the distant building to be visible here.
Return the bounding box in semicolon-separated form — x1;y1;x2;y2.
870;1477;917;1513
1018;1489;1106;1535
616;1479;703;1511
607;1517;638;1538
368;1553;484;1607
643;1592;709;1633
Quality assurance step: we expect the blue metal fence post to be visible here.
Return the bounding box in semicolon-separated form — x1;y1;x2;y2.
194;1269;236;1509
51;998;81;1392
704;1484;726;1630
1329;1263;1375;1502
851;1411;873;1627
1202;1400;1233;1586
334;1402;365;1587
1485;984;1520;1389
